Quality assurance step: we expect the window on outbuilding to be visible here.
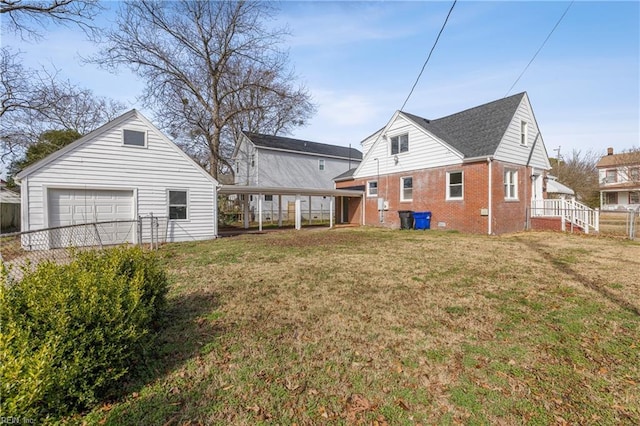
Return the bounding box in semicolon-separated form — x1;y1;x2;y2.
391;134;409;155
447;171;463;200
168;190;188;220
123;129;146;147
400;177;412;201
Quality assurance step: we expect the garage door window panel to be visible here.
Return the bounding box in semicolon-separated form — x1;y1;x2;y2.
169;190;188;220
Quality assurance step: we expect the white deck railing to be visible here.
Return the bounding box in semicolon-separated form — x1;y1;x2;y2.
531;199;599;233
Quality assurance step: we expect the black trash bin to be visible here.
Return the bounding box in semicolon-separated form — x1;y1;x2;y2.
398;210;414;230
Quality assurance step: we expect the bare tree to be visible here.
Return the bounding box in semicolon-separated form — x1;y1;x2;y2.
0;0;101;40
92;0;314;179
550;149;601;208
1;50;127;161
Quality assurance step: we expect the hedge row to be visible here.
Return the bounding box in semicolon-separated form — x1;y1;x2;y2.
1;246;168;420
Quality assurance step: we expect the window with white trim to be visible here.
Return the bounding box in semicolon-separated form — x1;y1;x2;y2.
504;170;518;200
446;171;463;200
319;159;325;171
168;190;188;220
367;181;378;197
629;167;639;182
606;169;617;183
520;121;528;146
400;176;412;201
391;134;409;155
123;129;146;147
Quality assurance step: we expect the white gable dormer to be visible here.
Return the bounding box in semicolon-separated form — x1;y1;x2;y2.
353;111;462;179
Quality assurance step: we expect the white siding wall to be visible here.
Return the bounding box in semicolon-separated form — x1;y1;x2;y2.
494;95;551;170
234;137;258;186
24;114;217;242
354;115;462;179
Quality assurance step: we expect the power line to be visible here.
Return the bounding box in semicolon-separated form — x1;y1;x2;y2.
504;1;574;97
400;0;457;112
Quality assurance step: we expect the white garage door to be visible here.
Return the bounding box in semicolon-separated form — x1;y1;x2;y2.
48;188;135;247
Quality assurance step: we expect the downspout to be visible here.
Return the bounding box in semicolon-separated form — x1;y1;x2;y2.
487;157;492;235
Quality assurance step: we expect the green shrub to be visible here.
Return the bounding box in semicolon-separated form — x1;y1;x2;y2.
0;246;168;419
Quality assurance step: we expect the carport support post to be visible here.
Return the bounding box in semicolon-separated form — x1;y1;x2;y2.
278;195;283;228
308;196;312;225
295;195;301;230
243;194;249;229
329;197;334;228
258;194;263;232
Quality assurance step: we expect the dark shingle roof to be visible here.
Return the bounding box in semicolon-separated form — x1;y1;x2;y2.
403;92;526;158
333;168;358;182
243;132;362;160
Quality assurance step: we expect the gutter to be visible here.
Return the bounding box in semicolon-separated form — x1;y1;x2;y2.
487;157;493;235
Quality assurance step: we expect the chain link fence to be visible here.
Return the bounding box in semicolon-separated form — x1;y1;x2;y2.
599;209;639;240
1;215;167;282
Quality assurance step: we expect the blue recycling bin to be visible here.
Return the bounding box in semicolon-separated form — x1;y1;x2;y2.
413;211;432;230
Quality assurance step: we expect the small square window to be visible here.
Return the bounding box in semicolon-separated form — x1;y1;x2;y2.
169;190;188;220
604;192;617;205
391;134;409;155
319;159;325;171
630;192;639;204
367;181;378;197
123;129;146;147
264;195;273;201
447;171;463;200
400;177;412;201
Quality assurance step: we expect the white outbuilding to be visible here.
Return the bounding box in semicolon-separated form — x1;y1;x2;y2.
15;109;219;244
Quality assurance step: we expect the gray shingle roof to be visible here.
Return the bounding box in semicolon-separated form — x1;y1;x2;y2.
403;92;526;158
243;132;362;160
333;167;358;182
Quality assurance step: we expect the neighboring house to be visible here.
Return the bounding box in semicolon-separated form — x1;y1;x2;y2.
335;92;552;234
15;109;219;246
597;147;640;211
233;132;362;218
1;180;21;232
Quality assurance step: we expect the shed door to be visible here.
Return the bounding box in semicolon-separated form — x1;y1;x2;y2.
47;188;135;247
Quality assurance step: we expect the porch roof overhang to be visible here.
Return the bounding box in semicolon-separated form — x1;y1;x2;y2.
218;185;364;198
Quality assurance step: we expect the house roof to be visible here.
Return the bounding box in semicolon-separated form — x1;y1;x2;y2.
333;168;357;182
596;151;640;168
546;177;575;195
243;132;363;160
0;187;21;204
402;92;526;158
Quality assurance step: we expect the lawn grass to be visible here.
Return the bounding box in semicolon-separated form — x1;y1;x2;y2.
79;228;639;425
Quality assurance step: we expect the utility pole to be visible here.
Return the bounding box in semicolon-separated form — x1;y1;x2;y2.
553;146;561;179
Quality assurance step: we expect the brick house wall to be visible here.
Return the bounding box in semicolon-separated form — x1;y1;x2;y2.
336;160;531;234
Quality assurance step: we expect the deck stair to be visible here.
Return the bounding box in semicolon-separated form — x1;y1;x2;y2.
531;199;599;234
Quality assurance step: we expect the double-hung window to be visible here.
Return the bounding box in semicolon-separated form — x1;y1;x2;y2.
319;159;325;171
447;171;463;200
390;134;409;155
520;122;528;146
504;170;518;200
367;181;378;197
400;177;412;201
606;170;617;183
168;190;188;220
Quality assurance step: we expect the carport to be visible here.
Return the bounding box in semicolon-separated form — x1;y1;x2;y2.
218;185;365;231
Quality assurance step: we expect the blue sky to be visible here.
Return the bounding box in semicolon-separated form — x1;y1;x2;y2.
3;0;639;160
